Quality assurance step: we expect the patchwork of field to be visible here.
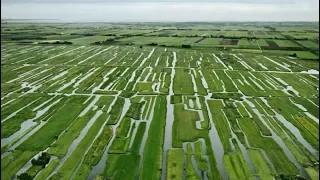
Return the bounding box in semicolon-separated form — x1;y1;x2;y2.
1;43;319;180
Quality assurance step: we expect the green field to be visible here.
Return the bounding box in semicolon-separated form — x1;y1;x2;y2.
1;22;319;180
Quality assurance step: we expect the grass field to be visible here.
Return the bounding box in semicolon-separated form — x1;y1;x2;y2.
1;22;319;180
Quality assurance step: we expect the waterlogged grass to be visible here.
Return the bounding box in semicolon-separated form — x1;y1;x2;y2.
291;97;319;119
1;41;319;180
173;68;195;95
47;107;97;158
239;117;299;175
247;149;275;179
135;82;153;92
126;101;145;120
140;96;166;180
268;115;317;163
235;102;249;117
211;93;242;101
116;117;132;138
305;166;319;180
262;115;310;165
130;122;146;154
24;164;43;178
208;100;233;153
51;110;107;180
223;107;242;133
109;127;135;154
95;96;115;112
141;96;154;120
1;150;38;180
192;70;207;95
282;138;309;165
101;125;145;180
172;104;206;147
107;96;125;125
171;95;182;104
1;96;55;138
83;125;113;165
267;97;319;150
255;98;275;116
73;125;113;179
17;96;88;151
35;158;60;180
223;139;254;180
166;149;184;180
186;152;201;180
244;107;272;136
294;113;319;141
1;94;41;120
199;96;210;130
102;153;140;180
194;141;208;171
202;69;224;92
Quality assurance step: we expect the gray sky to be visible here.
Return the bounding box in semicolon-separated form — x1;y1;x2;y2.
1;0;319;22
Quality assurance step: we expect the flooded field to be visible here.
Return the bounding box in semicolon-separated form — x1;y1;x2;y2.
1;44;319;180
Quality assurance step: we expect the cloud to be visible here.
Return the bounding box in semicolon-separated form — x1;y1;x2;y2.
1;1;318;22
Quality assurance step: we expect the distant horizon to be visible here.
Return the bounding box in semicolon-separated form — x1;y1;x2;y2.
2;1;319;22
1;19;319;23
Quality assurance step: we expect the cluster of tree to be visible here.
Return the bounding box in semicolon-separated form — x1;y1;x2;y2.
90;39;116;45
84;33;95;36
123;42;135;45
158;34;170;37
37;32;60;36
282;34;310;41
147;43;158;46
185;35;199;37
260;46;305;51
17;173;33;180
120;34;135;37
18;41;33;44
31;152;51;167
103;34;117;36
288;53;297;57
197;29;220;31
39;41;73;45
182;44;191;48
160;28;177;30
52;41;72;44
10;36;46;41
274;174;305;180
177;28;193;30
264;26;276;31
247;37;258;40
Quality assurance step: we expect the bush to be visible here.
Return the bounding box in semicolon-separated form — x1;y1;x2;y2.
31;152;50;167
275;174;305;180
84;33;95;36
17;173;32;180
147;43;158;46
182;44;191;48
289;53;297;57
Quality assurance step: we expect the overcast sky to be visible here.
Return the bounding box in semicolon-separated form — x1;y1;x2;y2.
1;0;319;22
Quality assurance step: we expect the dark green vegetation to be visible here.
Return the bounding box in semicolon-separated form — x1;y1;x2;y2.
140;96;167;180
1;22;319;180
73;125;113;179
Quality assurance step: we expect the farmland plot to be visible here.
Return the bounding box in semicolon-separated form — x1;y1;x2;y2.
1;44;319;180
